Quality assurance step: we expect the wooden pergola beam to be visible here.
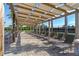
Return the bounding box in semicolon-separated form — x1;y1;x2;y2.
17;18;41;25
17;22;34;26
43;3;67;13
15;4;53;18
64;4;74;10
22;3;55;17
17;16;43;23
16;11;47;19
42;10;76;23
17;19;40;23
65;4;79;12
17;22;37;27
17;15;43;21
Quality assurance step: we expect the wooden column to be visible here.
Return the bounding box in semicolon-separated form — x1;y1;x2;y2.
35;25;38;34
39;24;41;35
41;22;43;35
43;23;46;36
0;4;3;55
34;25;36;33
65;14;68;36
44;23;47;36
34;25;36;34
37;25;39;34
42;22;44;35
48;20;51;41
30;25;31;32
12;17;16;42
33;25;35;33
51;20;53;36
32;25;34;33
9;4;18;42
36;25;37;34
75;10;79;39
12;13;18;42
42;22;45;35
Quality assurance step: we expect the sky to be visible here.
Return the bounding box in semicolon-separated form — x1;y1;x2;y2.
4;3;12;27
4;3;75;28
44;14;75;28
53;14;75;27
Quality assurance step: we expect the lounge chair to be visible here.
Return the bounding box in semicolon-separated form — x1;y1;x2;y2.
55;33;64;40
52;34;75;54
47;33;64;43
32;33;48;40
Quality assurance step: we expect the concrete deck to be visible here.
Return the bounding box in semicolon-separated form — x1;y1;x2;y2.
4;32;75;56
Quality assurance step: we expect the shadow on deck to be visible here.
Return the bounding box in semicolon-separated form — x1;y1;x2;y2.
4;32;75;56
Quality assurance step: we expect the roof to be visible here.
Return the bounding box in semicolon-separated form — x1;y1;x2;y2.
9;3;79;26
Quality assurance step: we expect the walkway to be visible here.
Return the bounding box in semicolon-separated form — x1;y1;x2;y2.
4;32;74;56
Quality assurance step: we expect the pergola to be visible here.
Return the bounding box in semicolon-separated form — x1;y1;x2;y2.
9;3;79;42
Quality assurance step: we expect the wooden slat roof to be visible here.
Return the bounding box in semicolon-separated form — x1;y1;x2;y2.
9;3;79;26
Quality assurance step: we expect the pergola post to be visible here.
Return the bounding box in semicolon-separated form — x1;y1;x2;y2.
33;25;35;33
41;22;43;35
33;25;36;33
9;4;18;42
40;23;42;35
37;25;39;34
32;25;34;33
35;25;38;34
48;20;51;41
65;14;68;36
42;22;45;35
43;23;46;36
51;20;53;36
75;10;79;39
30;25;31;32
12;13;17;42
39;24;41;35
36;25;38;34
44;23;47;36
